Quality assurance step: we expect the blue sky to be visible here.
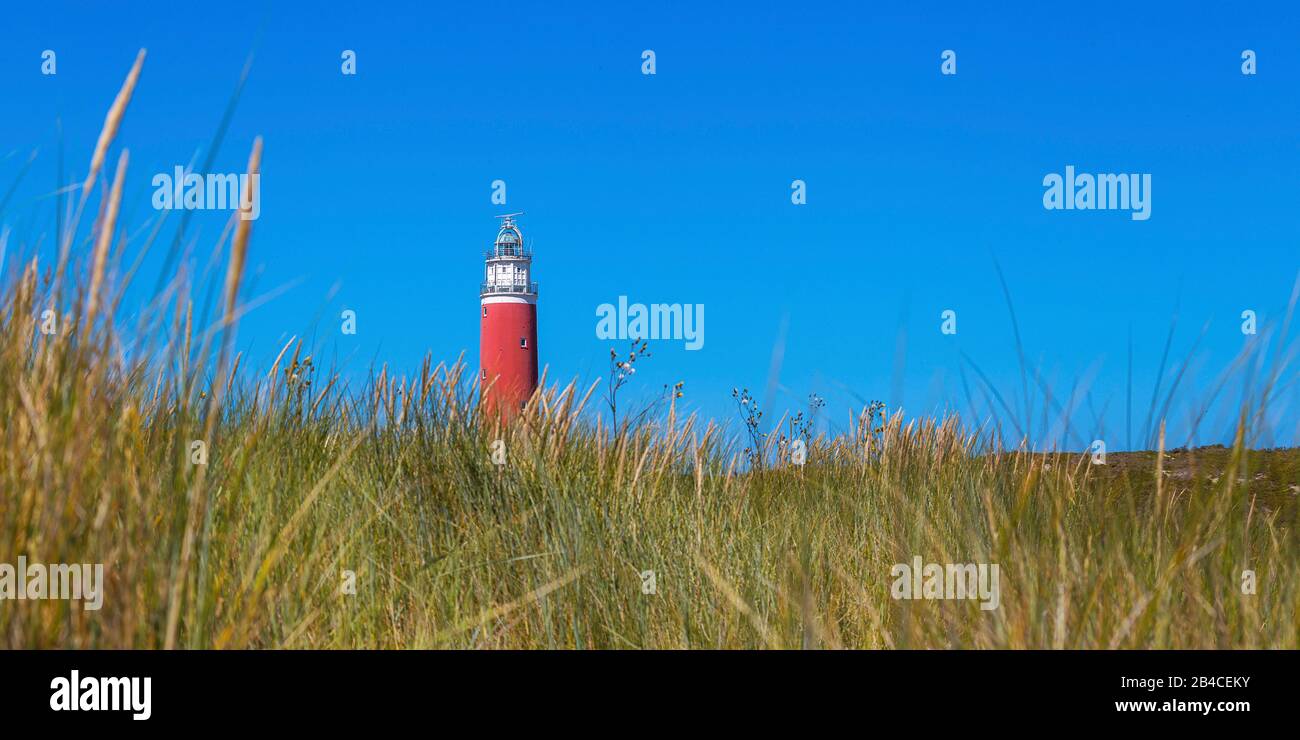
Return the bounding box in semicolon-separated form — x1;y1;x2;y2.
2;1;1298;450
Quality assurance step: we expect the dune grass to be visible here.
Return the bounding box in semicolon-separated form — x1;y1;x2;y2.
1;51;1297;650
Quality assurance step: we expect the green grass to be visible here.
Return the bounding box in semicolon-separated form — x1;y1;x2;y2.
1;51;1297;650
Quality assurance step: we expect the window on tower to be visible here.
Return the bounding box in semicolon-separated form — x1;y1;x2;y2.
520;338;527;348
482;307;487;317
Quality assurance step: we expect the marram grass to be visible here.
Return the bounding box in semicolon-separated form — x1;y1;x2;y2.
1;52;1297;650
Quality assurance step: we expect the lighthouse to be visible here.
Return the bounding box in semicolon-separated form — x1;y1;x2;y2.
479;213;539;415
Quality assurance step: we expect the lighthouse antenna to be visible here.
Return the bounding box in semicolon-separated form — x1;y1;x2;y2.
495;212;525;234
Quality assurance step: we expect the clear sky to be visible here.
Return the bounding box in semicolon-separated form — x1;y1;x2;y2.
2;1;1298;450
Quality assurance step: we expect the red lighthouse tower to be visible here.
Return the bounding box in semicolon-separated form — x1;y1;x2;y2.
479;213;539;415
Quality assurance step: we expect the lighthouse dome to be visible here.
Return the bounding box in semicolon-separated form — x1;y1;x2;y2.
493;216;526;257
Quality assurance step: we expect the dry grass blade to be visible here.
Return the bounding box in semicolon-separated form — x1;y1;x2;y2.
224;136;262;323
431;568;587;645
84;150;128;332
83;49;145;198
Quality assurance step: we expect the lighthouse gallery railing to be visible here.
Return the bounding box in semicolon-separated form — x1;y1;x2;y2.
480;281;539;295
